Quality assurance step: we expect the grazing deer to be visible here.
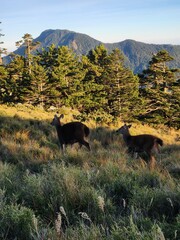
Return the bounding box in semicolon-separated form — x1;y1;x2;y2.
51;114;90;152
116;124;163;170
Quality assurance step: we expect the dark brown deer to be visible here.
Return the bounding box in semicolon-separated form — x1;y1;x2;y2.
116;124;163;170
51;114;90;152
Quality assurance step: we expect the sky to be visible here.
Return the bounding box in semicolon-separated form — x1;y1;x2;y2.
1;0;180;53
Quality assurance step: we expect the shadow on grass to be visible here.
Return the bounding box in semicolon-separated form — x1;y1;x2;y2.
0;115;179;175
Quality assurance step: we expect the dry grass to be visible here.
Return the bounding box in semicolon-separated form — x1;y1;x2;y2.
0;104;179;239
1;103;179;144
1;103;179;170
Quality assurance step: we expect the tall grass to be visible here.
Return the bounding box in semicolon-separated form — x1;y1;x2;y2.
0;104;179;239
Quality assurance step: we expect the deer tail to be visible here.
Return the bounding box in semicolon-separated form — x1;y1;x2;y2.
84;126;90;137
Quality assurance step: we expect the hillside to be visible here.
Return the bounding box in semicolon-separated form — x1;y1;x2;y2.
6;29;180;73
0;104;180;239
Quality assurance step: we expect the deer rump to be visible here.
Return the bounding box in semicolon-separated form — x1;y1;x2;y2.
58;122;90;145
126;134;163;157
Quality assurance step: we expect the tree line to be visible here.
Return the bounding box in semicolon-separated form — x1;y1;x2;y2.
0;33;179;128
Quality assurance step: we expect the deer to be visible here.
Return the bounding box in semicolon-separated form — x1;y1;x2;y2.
116;124;163;170
51;114;90;152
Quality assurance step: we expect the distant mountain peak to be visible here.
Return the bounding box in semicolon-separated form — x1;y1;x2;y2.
5;29;180;73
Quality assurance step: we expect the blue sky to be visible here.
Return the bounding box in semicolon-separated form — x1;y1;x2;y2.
1;0;180;52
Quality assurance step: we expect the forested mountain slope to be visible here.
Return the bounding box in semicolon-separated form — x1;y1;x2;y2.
8;29;180;73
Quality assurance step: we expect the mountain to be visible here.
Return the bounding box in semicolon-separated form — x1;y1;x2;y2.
6;29;180;73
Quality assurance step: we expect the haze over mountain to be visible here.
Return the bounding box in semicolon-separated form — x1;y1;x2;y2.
10;29;180;73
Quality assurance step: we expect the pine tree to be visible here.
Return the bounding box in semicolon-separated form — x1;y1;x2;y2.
25;60;49;106
167;78;180;128
139;50;179;125
140;50;175;89
78;44;111;122
37;44;59;76
4;55;26;103
103;48;139;119
0;22;7;65
80;45;140;122
43;46;85;108
0;65;8;102
80;53;107;114
16;33;40;73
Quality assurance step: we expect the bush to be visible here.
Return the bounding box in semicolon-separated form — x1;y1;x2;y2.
0;204;35;240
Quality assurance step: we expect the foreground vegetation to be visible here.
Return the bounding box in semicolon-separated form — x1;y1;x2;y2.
0;104;179;240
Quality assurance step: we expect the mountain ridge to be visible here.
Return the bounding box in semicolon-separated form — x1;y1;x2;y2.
7;29;180;73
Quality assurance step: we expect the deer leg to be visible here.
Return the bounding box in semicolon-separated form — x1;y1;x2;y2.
76;143;82;151
146;149;156;171
59;143;66;154
149;155;156;171
127;147;134;158
152;142;160;154
146;150;156;171
78;139;91;151
59;143;63;151
135;151;147;168
134;152;139;159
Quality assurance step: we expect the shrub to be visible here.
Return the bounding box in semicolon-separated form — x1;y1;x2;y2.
148;190;180;221
0;204;35;240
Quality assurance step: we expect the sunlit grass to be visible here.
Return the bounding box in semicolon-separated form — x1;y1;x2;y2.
0;103;179;239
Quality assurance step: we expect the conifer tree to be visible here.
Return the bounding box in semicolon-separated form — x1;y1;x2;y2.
139;50;179;126
0;65;8;102
0;22;7;65
37;44;59;76
25;60;49;106
103;48;139;119
39;46;84;107
4;55;26;102
81;45;140;122
80;46;108;114
16;33;40;73
167;78;180;128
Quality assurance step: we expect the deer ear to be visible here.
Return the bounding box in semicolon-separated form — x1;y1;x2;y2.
127;124;132;128
59;114;64;119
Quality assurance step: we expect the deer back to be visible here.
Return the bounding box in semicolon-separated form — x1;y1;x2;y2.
61;122;89;144
129;134;158;152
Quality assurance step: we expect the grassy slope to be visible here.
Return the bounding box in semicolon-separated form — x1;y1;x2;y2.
0;104;179;240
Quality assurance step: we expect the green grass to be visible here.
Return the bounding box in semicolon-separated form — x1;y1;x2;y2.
0;104;179;240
